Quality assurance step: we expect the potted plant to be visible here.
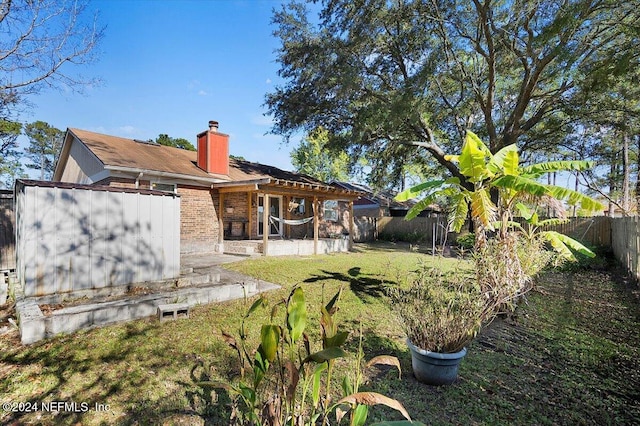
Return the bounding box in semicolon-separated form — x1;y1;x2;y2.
390;263;485;385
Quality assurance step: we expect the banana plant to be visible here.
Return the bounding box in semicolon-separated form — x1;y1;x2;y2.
502;203;596;261
396;130;604;240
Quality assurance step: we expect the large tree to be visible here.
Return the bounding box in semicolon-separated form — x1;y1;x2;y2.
267;0;639;189
24;121;63;180
154;134;196;151
0;0;103;102
0;0;103;185
0;119;24;187
290;127;350;182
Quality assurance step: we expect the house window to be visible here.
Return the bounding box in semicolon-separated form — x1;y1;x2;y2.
289;197;305;215
151;182;177;193
323;200;339;221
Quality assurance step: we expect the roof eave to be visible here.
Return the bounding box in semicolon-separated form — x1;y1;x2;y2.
104;165;229;186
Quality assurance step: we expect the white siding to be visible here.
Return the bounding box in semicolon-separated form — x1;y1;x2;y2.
59;138;104;184
16;182;180;298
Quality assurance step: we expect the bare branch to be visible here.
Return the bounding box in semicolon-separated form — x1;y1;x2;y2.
0;0;103;96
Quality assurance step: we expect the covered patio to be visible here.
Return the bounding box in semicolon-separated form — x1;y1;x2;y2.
214;177;362;256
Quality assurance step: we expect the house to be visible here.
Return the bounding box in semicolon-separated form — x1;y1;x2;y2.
53;121;362;256
332;181;440;218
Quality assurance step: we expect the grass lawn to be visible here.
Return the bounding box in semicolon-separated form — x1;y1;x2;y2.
1;242;639;425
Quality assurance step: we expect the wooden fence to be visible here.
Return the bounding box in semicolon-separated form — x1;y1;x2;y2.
611;217;640;281
372;215;612;248
0;190;15;271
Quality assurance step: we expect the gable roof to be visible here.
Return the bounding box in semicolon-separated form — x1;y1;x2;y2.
59;128;362;198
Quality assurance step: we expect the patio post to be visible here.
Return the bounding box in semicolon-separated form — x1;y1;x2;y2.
349;200;354;250
263;194;269;256
217;192;225;252
247;192;252;238
313;196;319;255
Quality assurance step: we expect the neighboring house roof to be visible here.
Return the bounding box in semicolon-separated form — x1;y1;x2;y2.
55;128;362;198
332;181;440;212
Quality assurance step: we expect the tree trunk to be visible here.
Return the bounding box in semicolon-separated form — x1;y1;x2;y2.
622;132;630;215
636;136;640;212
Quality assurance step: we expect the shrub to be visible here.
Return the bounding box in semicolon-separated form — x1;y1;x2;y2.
455;233;475;250
389;262;484;353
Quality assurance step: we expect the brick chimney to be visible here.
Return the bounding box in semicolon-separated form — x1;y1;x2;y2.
197;120;229;175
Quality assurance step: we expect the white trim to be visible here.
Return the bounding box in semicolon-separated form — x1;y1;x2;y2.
258;195;283;237
104;165;229;186
87;169;110;184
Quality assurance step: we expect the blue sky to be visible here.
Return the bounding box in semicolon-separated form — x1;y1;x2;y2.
21;0;298;174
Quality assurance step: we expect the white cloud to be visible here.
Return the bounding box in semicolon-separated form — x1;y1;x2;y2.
198;90;208;96
266;78;272;84
251;114;275;126
187;79;200;90
118;125;137;135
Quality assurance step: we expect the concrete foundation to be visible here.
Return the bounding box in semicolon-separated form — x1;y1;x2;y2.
16;253;279;344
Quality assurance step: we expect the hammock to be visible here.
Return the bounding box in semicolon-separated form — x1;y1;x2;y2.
269;215;314;226
268;215;314;239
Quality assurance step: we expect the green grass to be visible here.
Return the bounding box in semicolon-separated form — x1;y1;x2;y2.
0;242;638;425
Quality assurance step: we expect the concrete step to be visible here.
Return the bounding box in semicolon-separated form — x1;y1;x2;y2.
17;278;280;344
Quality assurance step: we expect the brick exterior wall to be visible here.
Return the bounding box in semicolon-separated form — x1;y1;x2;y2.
94;176;150;189
179;185;219;254
92;176;353;251
319;200;350;237
221;192;250;238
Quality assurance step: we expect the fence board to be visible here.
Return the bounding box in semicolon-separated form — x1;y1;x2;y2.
611;217;640;282
377;216;452;246
0;191;15;270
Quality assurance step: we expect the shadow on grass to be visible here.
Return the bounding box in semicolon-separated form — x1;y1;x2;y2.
0;321;160;425
303;267;393;302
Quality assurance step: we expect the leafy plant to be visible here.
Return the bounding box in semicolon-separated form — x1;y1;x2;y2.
395;130;604;323
508;203;595;261
455;233;475;250
396;130;604;243
196;286;412;425
389;262;484;353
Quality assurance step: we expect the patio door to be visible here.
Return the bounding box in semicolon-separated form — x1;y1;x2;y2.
258;195;283;236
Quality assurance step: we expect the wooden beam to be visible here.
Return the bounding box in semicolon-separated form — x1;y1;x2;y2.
263;194;269;256
349;200;354;250
284;195;290;238
218;184;259;193
259;185;360;200
247;191;253;238
313;196;319;255
218;192;225;246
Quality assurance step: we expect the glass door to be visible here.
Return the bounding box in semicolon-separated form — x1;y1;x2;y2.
258;195;283;236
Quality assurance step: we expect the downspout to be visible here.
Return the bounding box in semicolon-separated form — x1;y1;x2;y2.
135;172;144;189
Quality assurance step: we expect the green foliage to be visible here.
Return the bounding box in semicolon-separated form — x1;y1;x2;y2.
24;121;64;180
508;202;596;261
290;127;351;182
389;262;484;353
378;231;425;244
197;286;410;425
397;131;604;240
154;134;196;151
0;119;25;187
267;0;637;189
455;233;475;251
